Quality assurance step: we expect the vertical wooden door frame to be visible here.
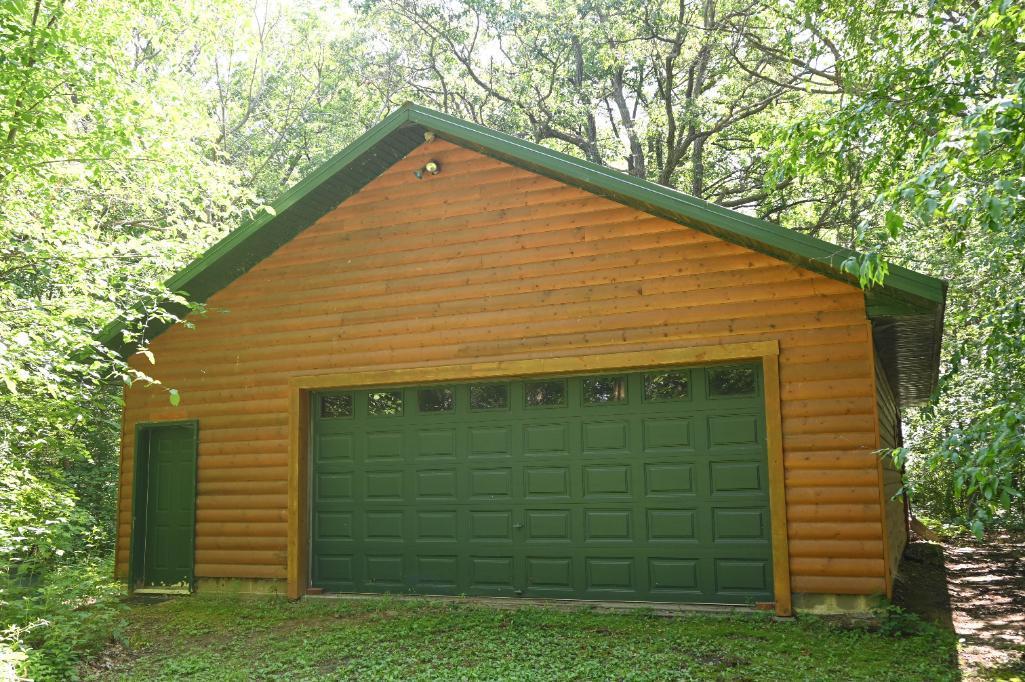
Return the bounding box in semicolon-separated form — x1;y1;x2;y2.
128;419;199;593
287;341;792;616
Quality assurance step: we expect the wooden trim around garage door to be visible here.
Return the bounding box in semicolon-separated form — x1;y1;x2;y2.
760;353;791;616
286;341;792;615
287;387;310;603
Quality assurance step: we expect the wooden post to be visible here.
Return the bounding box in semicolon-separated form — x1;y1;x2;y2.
287;388;309;600
762;351;792;617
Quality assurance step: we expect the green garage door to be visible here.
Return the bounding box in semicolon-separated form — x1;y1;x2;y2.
310;364;772;604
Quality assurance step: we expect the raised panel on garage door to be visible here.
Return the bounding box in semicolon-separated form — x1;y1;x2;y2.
310;364;772;604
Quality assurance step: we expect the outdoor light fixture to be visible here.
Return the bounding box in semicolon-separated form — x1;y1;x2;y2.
413;159;441;179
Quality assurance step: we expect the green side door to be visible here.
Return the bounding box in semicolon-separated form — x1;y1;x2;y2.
310;364;771;604
132;423;197;590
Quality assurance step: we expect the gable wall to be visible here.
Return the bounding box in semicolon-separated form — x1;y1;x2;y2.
117;140;887;596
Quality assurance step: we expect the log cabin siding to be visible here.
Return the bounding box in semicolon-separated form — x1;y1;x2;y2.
116;140;887;595
876;355;908;586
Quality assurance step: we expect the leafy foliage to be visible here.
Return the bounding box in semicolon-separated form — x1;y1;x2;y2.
1;1;246;676
1;557;125;680
873;604;928;638
360;0;826;216
762;0;1025;531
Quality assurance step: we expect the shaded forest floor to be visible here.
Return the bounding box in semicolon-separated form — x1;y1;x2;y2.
895;531;1025;681
73;532;1025;680
82;596;957;681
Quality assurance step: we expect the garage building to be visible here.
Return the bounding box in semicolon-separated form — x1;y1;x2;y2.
104;104;946;616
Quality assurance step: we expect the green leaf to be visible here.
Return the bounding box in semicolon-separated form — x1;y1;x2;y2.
970;519;984;539
884;210;904;238
169;389;181;407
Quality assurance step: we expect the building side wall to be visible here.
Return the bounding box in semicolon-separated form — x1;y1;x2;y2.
117;140;886;595
876;355;908;587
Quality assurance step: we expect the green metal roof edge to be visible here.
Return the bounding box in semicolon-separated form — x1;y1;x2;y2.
405;105;945;405
98;102;946;372
168;107;413;296
403;104;946;310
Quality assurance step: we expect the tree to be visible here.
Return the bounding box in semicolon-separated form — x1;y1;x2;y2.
208;0;395;201
765;0;1025;531
0;0;247;575
362;0;830;219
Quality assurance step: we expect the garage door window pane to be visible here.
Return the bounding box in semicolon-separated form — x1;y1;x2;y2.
524;380;566;407
470;383;508;410
708;366;756;397
320;394;353;418
368;390;403;416
583;376;627;405
643;371;690;401
418;387;455;412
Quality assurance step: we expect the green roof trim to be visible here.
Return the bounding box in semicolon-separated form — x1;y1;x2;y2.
99;102;946;406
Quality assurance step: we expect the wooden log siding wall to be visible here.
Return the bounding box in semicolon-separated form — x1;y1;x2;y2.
117;140;890;596
876;356;908;585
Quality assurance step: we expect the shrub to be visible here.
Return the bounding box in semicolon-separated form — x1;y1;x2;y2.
0;557;125;680
873;604;926;638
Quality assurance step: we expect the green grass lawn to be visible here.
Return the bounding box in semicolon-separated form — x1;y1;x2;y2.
83;595;959;681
